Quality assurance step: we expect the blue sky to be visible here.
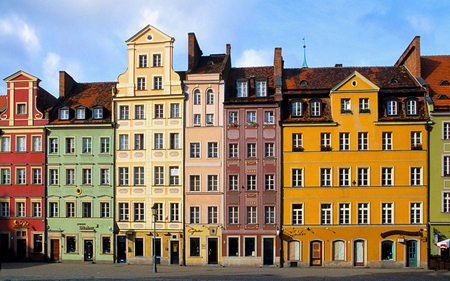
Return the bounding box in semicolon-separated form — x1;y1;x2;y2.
0;0;448;96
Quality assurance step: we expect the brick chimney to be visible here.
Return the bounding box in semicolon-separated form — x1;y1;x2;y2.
188;33;203;71
395;36;421;77
226;44;231;56
59;71;76;97
274;48;283;96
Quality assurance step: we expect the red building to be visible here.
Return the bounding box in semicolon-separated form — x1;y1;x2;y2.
0;71;57;261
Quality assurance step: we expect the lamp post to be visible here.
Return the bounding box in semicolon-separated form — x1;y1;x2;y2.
151;204;157;273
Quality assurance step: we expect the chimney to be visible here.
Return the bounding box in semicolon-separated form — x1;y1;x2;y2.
335;64;343;68
274;48;283;96
188;32;203;71
226;44;231;56
59;71;76;97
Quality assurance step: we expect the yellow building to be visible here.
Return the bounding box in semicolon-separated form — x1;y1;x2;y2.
113;25;184;265
281;67;428;268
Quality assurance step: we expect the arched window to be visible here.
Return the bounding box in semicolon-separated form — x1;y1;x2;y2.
193;89;201;105
406;99;417;115
206;89;214;105
332;240;345;261
387;100;398;116
381;240;394;261
288;240;300;261
292;102;302;117
311;101;321;117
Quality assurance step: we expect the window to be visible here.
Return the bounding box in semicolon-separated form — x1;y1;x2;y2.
264;111;274;124
169;133;179;149
381;241;394;261
339;133;350;151
82;169;92;185
292;204;303;225
100;137;110;153
206;89;214;104
1;169;10;184
119;106;129;120
411;132;421;149
66;137;75;154
153;54;161;67
118;203;129;221
207;142;218;158
155;104;163;118
0;202;9;217
193;89;201;105
154;166;164;185
16;202;25;217
411;167;421;186
237;80;248;97
292;102;302;117
229;144;238;158
382;132;392;150
381;167;393;186
208;206;218;224
66;202;75;218
265;143;274;157
33;234;43;253
154;76;162;90
228;237;239;256
49;202;58;217
101;202;110;218
256;80;267;97
206;114;214;125
1;137;11;152
245;237;256;257
102;237;111;254
357;203;369;224
246;111;256;124
170;104;179;118
406;100;417;115
134;203;144;221
359;98;369;112
265;206;275;224
59;108;69;120
229;175;238;191
82;138;91;153
82;202;91;218
381;203;393;224
357;168;369;186
93;107;103;119
190;206;200;224
387;100;398;116
75;108;85;120
170;203;179;222
169;167;179;186
341;98;351;113
134;238;144;256
247;175;256;190
229;111;238;124
333;241;345;261
32;168;41;184
190;237;200;257
339;168;350;186
66;169;75;185
265;174;275;190
32;202;41;217
358;132;368;150
134;167;144;185
320;168;332;187
228;206;239;224
339;203;350;224
16;103;26;114
135;105;144;119
247;143;256;158
17;136;26;152
410;202;421;224
134;134;144;150
32;136;42;152
321;133;331;150
207;175;218;191
311;101;321;116
154;204;163;221
66;236;76;253
247;206;257;224
444;156;450;177
444;122;450;140
292;169;303;187
154;133;163;149
193;114;201;126
139;55;147;68
49;169;58;185
190;143;200;158
292;133;303;150
118;167;129;186
444;192;450;213
321;203;332;225
17;168;26;184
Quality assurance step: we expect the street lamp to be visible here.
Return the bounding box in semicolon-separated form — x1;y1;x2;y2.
151;204;158;273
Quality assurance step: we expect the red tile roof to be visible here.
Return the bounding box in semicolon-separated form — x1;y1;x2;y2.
0;95;6;111
187;54;230;76
421;56;450;109
225;66;275;102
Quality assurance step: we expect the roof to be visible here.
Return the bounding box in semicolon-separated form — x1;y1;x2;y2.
0;95;6;112
36;87;58;114
421;55;450;109
49;82;117;124
225;66;275;102
187;54;229;75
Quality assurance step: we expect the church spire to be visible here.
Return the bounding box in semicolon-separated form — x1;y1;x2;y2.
302;37;308;68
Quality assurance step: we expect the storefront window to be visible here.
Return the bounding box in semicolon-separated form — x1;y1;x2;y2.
381;240;394;260
102;237;111;254
190;237;200;257
33;234;43;253
67;236;76;253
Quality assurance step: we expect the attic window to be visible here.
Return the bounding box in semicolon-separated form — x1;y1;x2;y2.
75;107;86;120
207;61;214;65
93;106;103;119
146;34;153;41
439;80;450;86
351;80;358;87
59;107;69;120
390;79;399;84
300;80;308;86
438;95;449;100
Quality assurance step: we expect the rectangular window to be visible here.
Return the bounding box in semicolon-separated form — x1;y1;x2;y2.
207;175;218;191
382;132;392;150
154;76;162;90
155;104;163;118
237;80;248;97
381;167;393;186
16;202;25;217
66;236;76;253
49;202;58;217
265;143;274;157
66;202;75;218
190;237;200;257
119;106;129;120
264;111;274;124
1;169;10;184
265;206;275;224
206;114;214;125
1;137;11;152
190;206;200;224
256;80;267;97
339;133;350;151
358;132;368;150
134;203;144;221
17;103;26;114
154;166;164;185
339;203;350;224
208;206;218;224
229;175;238;191
170;133;179;149
82;138;91;153
358;203;369;224
411;132;422;149
134;167;144;185
66;169;75;185
32;136;42;152
155;203;163;221
66;137;75;154
118;203;129;221
170;203;179;222
101;202;110;218
247;206;257;224
190;175;200;191
208;142;218;158
17;136;26;152
32;202;41;217
169;167;179;186
154;134;163;149
359;98;369;112
321;203;332;225
292;133;303;150
135;105;144;119
17;168;26;184
444;192;450;213
0;202;9;217
244;237;255;257
387;100;398;115
444;122;450;140
229;143;238;158
134;134;144;150
320;168;332;187
33;234;43;253
381;203;393;224
247;143;256;157
410;202;421;224
247;175;256;190
339;168;350;186
228;237;239;256
134;238;143;256
292;204;303;225
153;54;161;67
357;168;369;186
246;111;256;124
311;101;321;116
228;206;239;224
193;114;201;126
102;237;111;254
292;102;302;117
229;111;238;124
265;174;275;190
321;133;331;149
292;169;303;187
93;107;103;119
170;104;179;118
82;169;92;185
444;156;450;177
82;202;92;218
49;169;58;185
341;98;351;113
32;168;42;184
411;167;421;186
139;55;147;68
100;137;110;153
190;143;200;158
76;108;86;119
118;167;129;186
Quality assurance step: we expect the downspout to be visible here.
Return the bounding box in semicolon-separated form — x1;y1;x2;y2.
43;126;49;262
182;91;186;266
425;90;431;269
112;86;117;263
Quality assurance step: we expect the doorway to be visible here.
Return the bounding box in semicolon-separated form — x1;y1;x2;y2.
50;239;60;261
406;240;418;267
208;238;218;264
84;240;93;261
0;233;9;262
117;236;126;263
170;240;179;265
263;237;274;265
17;239;26;260
310;241;322;266
354;240;365;266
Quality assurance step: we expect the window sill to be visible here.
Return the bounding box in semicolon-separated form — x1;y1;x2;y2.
99;184;112;187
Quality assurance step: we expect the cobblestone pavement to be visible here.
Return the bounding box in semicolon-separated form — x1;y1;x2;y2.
1;262;450;280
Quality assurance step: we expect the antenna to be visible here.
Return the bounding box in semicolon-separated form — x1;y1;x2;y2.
302;37;308;68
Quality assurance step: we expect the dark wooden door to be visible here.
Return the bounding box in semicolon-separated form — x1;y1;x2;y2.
208;238;218;264
310;241;322;266
170;241;179;264
51;239;60;261
117;236;126;263
263;238;274;265
17;239;26;260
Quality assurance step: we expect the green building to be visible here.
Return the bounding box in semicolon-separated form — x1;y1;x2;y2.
46;72;116;263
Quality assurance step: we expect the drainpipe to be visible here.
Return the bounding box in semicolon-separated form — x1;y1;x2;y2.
43;127;49;262
182;92;186;266
426;90;431;269
112;86;117;263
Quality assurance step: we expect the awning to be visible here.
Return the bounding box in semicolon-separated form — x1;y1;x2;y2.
437;239;450;249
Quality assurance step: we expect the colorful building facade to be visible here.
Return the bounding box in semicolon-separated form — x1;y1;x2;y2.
113;25;185;265
0;71;56;261
46;72;116;263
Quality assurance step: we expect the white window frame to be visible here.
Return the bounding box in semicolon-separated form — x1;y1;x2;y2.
292;203;303;225
339;203;351;224
357;203;370;224
311;101;321;116
410;202;422;224
381;167;394;186
339;133;350;151
292;168;303;187
358;132;368;150
382;132;392;150
339;168;350;187
320;168;332;187
320;203;332;225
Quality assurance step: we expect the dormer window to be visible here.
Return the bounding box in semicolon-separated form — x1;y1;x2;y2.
237;79;248;98
300;80;308;86
439;80;450;86
292;101;302;117
311;101;321;117
59;107;69;120
75;107;86;120
438;95;449;100
406;99;418;116
387;100;398;116
256;79;267;97
390;79;399;84
93;106;103;120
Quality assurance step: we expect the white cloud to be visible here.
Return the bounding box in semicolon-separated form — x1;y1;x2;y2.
235;49;272;67
407;15;431;33
0;15;40;53
42;52;82;95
